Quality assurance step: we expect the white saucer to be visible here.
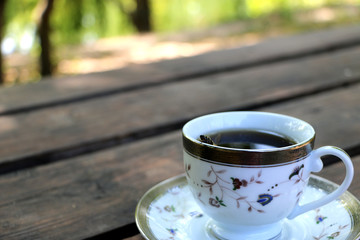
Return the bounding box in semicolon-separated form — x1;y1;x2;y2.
135;174;360;240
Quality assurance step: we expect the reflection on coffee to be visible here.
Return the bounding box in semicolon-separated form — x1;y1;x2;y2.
199;129;296;149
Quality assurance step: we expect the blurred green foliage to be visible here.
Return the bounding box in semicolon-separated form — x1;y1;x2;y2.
3;0;360;52
2;0;360;85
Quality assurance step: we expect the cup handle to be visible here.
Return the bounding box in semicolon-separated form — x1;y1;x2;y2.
287;146;354;219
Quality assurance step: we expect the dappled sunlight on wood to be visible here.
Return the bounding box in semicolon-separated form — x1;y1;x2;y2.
57;33;261;75
3;5;360;85
0;116;18;133
52;75;109;89
297;5;360;23
4;53;39;85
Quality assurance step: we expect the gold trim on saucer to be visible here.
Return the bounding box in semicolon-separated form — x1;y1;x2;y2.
135;174;187;240
309;175;360;240
135;174;360;240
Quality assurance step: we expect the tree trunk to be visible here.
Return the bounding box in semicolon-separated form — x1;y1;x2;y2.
130;0;151;32
114;0;152;33
0;0;7;84
37;0;54;77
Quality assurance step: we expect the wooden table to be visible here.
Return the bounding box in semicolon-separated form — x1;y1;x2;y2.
0;24;360;239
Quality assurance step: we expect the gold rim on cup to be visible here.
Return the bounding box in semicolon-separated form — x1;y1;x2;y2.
182;112;316;166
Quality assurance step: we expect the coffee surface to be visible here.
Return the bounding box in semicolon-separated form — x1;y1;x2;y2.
201;129;296;149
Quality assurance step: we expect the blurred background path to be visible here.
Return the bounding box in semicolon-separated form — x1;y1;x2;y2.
1;0;360;86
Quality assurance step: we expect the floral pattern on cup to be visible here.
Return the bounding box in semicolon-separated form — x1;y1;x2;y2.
312;209;349;239
185;163;305;213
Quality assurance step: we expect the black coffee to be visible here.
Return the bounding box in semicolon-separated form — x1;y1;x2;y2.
200;129;296;149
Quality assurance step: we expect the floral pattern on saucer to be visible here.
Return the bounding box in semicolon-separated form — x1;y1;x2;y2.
312;208;349;240
147;184;203;240
136;175;360;240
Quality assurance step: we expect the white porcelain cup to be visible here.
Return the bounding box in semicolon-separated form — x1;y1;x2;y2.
182;111;353;239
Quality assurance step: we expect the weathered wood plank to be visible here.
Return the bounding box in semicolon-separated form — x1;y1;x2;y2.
0;46;360;168
124;235;144;240
0;133;185;240
1;85;360;239
1;25;360;114
264;85;360;152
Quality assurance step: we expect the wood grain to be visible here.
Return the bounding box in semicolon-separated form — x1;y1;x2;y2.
1;84;360;239
124;235;144;240
1;25;360;239
0;133;184;239
0;25;360;114
0;46;360;167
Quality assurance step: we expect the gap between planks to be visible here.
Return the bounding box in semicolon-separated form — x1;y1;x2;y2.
0;46;360;174
0;79;359;175
1;25;360;116
1;98;360;239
